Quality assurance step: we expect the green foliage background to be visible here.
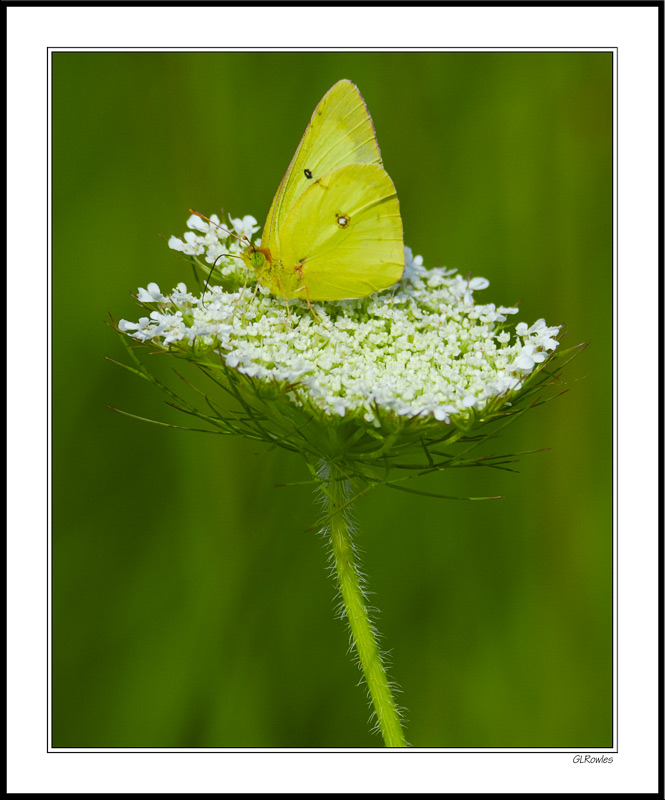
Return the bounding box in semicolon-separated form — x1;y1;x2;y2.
53;52;612;748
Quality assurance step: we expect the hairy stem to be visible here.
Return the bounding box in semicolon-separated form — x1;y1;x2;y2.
319;462;407;747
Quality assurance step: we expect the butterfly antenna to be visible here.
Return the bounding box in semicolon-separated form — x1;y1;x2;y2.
188;209;243;242
201;254;228;304
201;250;248;303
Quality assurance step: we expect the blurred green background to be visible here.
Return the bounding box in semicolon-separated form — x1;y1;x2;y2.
53;52;612;748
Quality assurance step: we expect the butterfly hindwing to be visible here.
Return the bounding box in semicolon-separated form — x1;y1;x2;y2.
277;163;403;300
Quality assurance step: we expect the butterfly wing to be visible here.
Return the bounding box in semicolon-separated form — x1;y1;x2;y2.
275;163;404;300
263;80;383;255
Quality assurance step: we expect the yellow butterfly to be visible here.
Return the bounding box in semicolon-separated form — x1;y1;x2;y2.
243;79;404;302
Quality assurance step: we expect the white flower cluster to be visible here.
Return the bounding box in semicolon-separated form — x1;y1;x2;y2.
120;215;561;425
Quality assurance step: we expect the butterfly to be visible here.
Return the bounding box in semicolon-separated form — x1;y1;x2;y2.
243;79;404;302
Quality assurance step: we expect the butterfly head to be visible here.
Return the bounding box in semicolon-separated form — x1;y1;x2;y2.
242;242;272;275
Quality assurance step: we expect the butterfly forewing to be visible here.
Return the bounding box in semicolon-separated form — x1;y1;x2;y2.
278;163;404;300
263;80;383;254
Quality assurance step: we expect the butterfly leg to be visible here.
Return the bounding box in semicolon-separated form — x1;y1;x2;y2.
294;284;323;324
232;266;254;314
292;260;323;324
273;274;294;327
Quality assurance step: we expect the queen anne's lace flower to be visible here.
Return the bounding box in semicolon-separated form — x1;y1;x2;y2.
120;216;561;425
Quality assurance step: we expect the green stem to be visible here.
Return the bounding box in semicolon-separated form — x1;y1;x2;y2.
319;462;408;747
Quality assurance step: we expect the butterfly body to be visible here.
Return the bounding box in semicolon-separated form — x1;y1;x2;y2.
243;80;404;302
